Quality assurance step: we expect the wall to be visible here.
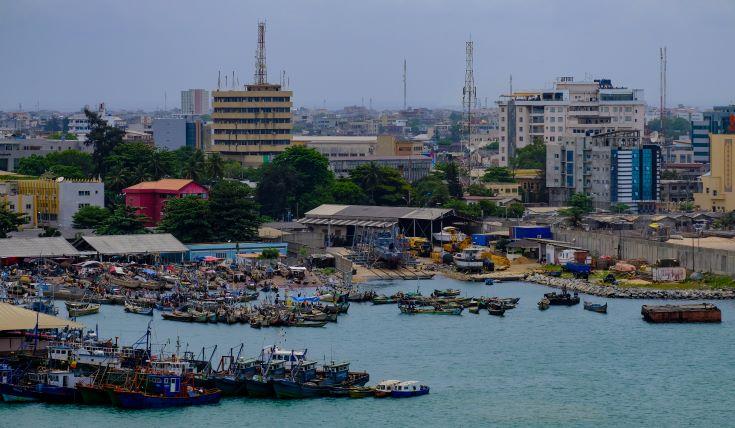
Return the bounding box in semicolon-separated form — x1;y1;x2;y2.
552;228;735;277
58;181;104;228
152;118;186;150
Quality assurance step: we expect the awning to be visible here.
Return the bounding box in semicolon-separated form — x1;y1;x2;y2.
0;302;84;331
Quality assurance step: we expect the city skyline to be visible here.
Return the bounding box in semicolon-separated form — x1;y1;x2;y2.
1;0;735;111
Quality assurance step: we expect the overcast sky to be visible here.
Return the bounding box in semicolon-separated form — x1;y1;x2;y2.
1;0;734;112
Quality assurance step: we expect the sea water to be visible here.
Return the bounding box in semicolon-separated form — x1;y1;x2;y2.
1;278;734;427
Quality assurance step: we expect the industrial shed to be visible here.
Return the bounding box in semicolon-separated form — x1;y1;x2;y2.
76;233;189;262
299;204;473;245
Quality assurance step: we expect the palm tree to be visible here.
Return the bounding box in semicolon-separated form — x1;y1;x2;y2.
206;153;225;183
149;150;168;180
184;150;205;182
351;162;381;205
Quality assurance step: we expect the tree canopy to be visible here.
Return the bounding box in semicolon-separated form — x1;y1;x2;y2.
157;196;212;243
209;180;261;241
510;138;545;169
72;205;110;229
95;204;148;235
0;206;26;238
648;117;691;139
84;108;124;177
560;193;594;226
482;166;515;183
348;163;410;206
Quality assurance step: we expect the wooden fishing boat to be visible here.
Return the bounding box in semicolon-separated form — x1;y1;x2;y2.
487;306;506;317
67;302;100;317
399;304;463;315
124;302;153;316
372;295;397;305
583;301;607;314
537;298;550;311
108;276;141;289
432;288;461;298
161;310;193;322
544;291;580;306
468;305;480;314
292;320;327;328
348;386;375;398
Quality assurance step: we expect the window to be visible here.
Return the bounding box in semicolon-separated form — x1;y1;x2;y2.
625;107;632;112
625;116;632;122
558;117;563;122
519;117;523;122
519;126;523;132
25;204;31;210
78;190;90;196
78;203;90;208
550;117;556;123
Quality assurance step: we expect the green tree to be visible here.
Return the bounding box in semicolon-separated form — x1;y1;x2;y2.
611;203;630;213
148;149;177;180
47;150;93;176
48;165;85;180
442;199;481;218
0;206;26;238
438;162;462;198
256;146;334;218
209;180;261;241
510;138;545;169
48;132;78;140
648;117;691;139
157;196;213;243
467;183;493;196
679;201;695;212
560;193;594;227
411;172;450;207
482;166;516;183
96;204;148;235
38;226;61;237
84;108;124;177
349;163;410;206
330;179;368;205
484;141;499;151
260;248;280;259
72;205;111;229
16;155;50;176
661;170;679;180
104;143;157;193
205;153;226;183
183;150;206;182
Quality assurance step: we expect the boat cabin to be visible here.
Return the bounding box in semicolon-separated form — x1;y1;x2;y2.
261;360;286;378
394;381;427;392
262;346;306;370
147;373;182;396
291;361;318;383
48;345;73;362
0;364;13;384
375;379;401;392
150;360;194;376
47;371;82;388
322;362;350;384
234;358;259;378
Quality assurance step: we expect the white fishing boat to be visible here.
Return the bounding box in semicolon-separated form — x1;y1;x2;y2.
432;226;466;243
374;379;402;398
261;345;307;370
454;246;485;271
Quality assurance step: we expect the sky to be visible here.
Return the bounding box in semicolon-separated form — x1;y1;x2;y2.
1;0;734;112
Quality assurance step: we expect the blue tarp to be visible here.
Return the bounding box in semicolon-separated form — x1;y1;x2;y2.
141;268;157;275
291;296;320;303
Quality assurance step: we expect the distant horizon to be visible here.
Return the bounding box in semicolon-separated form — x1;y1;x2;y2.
2;0;735;111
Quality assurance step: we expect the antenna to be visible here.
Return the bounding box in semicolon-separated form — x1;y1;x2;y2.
217;70;221;90
509;74;513;95
232;70;235;89
254;21;267;84
403;58;407;110
659;46;667;141
463;37;477;172
164;91;167;111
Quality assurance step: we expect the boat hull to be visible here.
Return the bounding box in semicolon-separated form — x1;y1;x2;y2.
391;387;430;398
78;384;111;405
245;378;275;398
272;379;324;399
114;389;221;409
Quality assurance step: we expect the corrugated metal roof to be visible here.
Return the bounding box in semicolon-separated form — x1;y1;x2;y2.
299;218;396;228
304;204;350;216
0;302;84;331
0;237;80;258
304;204;452;222
123;179;193;192
82;234;188;255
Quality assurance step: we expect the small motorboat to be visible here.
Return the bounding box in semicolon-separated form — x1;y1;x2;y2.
372;295;396;305
487;306;505;317
348;386;375;398
468;305;480;314
374;380;401;398
484;278;494;286
292;320;327;328
66;302;100;317
583;301;608;314
544;291;580;306
391;381;429;398
432;288;461;298
161;311;193;322
537;298;550;311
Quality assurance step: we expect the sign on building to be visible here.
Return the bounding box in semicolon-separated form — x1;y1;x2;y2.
652;267;687;282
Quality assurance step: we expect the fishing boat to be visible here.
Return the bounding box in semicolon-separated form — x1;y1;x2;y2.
454;246;485;272
468;305;480;314
272;361;369;399
390;381;430;398
66;302;101;317
246;360;286;398
544;291;580;306
161;310;193;322
374;231;404;268
206;358;259;396
124;302;153;316
399;303;463;315
348;386;375;398
372;295;396;305
583;301;608;314
375;379;401;398
432;288;461;298
292;320;327;328
537;298;550;310
111;373;221;409
432;226;466;243
484;278;494;285
487;306;506;316
0;370;87;403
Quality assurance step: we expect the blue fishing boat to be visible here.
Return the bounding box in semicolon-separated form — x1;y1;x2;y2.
272;361;369;399
390;381;430;398
112;373;221;409
0;370;86;403
245;360;286;398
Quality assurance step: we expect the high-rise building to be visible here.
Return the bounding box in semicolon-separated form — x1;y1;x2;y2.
208;23;292;166
181;89;210;115
497;77;645;166
546;130;660;213
690;105;735;164
694;128;735;212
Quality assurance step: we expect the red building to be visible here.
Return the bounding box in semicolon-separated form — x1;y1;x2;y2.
123;179;209;226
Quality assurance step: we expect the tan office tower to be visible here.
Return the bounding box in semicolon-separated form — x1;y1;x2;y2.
208;22;293;166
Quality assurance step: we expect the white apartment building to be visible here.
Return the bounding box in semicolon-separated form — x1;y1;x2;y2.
181;89;210;115
67;103;126;141
496;77;645;166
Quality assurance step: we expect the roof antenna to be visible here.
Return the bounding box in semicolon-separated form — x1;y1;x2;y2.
218;70;221;90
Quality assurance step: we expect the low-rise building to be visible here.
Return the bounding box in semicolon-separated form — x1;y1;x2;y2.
0;138;91;172
659;179;699;211
0;177;104;228
123;179;209;226
329;155;432;182
694;133;735;212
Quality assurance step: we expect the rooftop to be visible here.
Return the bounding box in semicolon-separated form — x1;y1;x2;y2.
80;233;188;255
303;204;454;222
0;237;80;258
0;302;84;331
123;179;194;192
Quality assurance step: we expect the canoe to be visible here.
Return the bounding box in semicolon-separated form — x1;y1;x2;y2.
161;311;193;322
292;320;327;328
124;303;153;316
487;307;505;316
348;386;375;398
538;299;550;311
583;301;607;314
468;306;480;314
68;303;100;317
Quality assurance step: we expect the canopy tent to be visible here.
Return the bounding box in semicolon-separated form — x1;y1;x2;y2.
290;296;321;303
0;302;84;331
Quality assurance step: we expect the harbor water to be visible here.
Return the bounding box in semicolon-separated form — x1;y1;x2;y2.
2;277;735;427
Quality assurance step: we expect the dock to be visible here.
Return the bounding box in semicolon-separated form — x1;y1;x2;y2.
641;303;721;323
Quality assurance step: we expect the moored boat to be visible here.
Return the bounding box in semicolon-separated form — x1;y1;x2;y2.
66;302;101;317
390;381;429;398
537;298;550;311
124;302;153;316
374;379;401;398
544;291;580;306
583;301;608;314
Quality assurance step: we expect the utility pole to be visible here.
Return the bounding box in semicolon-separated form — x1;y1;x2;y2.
463;38;477;180
659;46;667;141
403;58;407;111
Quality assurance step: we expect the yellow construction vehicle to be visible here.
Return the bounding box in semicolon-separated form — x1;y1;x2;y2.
407;237;433;257
442;236;472;254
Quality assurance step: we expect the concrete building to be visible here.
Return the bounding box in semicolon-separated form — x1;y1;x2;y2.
690;105;735;164
0;177;104;228
181;89;210;115
329;155;432;182
209;83;293;166
293;135;422;159
546;130;660;213
67;103;126;141
152;117;206;150
659;179;699;211
123;179;209;226
694;133;735;212
497;77;645;166
0;138;91;172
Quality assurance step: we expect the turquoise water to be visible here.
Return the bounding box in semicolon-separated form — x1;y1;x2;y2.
2;277;734;427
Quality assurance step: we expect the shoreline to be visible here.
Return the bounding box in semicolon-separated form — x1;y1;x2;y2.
525;273;735;300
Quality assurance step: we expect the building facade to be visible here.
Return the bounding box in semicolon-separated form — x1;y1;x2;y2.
209;84;293;167
0;178;104;228
690;105;735;164
181;89;210;115
0;138;91;172
123;179;209;226
546;130;659;213
329;155;432;182
66;103;126;141
497;77;645;166
152;117;206;150
694;133;735;212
